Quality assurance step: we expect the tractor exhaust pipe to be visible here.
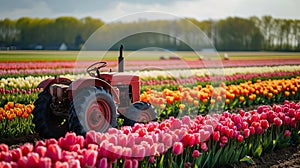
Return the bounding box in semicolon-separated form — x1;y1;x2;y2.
118;45;124;72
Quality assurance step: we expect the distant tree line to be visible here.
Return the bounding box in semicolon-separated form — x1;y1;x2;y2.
0;16;299;51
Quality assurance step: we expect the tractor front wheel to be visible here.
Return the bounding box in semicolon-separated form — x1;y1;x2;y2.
68;87;117;136
32;90;69;139
122;101;157;126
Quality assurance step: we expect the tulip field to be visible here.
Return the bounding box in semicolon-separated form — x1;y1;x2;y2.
0;51;300;167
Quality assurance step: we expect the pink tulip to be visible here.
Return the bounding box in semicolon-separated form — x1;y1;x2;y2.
98;157;108;168
200;142;208;152
192;150;200;158
220;136;228;144
121;147;132;159
124;159;132;168
84;150;97;167
284;130;291;137
172;142;183;155
54;161;69;168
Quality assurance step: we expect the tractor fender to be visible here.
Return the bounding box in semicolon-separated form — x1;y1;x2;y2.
67;77;120;104
37;77;72;89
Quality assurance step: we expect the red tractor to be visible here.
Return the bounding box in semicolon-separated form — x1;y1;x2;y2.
32;45;157;138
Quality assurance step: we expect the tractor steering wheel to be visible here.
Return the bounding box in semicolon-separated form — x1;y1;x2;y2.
86;62;107;77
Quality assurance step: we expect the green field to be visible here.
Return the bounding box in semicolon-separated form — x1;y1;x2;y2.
0;50;300;62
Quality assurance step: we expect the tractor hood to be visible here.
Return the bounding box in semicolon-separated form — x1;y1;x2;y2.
100;72;139;85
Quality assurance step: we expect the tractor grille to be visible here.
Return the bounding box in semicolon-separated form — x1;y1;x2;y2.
116;85;132;107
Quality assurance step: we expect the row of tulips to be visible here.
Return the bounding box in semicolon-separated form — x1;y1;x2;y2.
141;71;300;90
1;66;300;90
0;100;300;167
0;74;84;89
0;102;35;137
0;68;85;77
139;65;300;80
141;77;300;119
0;88;41;107
0;62;77;70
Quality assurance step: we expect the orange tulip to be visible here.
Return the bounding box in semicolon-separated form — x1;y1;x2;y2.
239;96;245;103
179;104;186;110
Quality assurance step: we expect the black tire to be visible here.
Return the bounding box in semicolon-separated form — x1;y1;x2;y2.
32;90;69;139
123;102;157;126
68;87;117;136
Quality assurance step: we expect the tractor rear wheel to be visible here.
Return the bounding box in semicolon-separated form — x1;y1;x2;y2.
122;102;157;126
32;90;69;139
68;87;117;136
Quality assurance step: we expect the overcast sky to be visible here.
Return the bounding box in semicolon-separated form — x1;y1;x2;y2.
0;0;299;22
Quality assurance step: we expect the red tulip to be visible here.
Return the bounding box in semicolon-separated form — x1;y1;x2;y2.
295;111;300;121
291;118;297;128
1;152;12;162
45;139;58;146
241;122;249;130
149;156;155;163
260;120;269;129
237;135;244;142
132;159;138;168
284;116;291;125
27;152;40;168
35;141;46;147
213;131;220;142
35;146;47;157
255;126;264;134
86;130;97;145
17;156;28;168
274;117;283;126
124;159;132;168
68;159;80;168
0;144;9;152
20;143;34;156
243;129;250;138
249;126;255;135
69;144;80;152
11;148;22;162
0;161;12;168
39;157;52;168
288;109;295;117
46;144;62;162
